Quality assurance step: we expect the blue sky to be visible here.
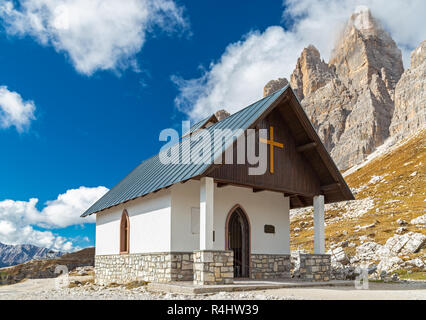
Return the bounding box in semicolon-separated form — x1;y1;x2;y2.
0;0;424;252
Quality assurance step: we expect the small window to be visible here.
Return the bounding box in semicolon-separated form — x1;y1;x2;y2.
191;207;200;234
120;210;130;254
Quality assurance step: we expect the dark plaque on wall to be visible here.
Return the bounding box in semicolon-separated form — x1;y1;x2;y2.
264;224;275;234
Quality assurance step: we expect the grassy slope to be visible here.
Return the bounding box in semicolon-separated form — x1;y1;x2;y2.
290;129;426;265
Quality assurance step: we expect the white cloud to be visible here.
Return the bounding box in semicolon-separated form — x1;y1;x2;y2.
0;186;108;251
39;186;109;228
0;86;36;132
173;0;426;120
0;0;188;75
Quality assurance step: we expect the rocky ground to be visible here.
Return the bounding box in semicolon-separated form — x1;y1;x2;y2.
290;129;426;281
0;276;290;300
1;276;425;300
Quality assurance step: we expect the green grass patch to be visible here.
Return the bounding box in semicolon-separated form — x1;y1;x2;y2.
398;271;426;281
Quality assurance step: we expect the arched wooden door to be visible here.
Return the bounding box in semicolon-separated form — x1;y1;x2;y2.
226;206;250;278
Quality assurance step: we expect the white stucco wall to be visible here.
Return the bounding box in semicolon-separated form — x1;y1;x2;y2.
95;190;171;255
170;180;200;251
170;180;290;254
96;180;290;255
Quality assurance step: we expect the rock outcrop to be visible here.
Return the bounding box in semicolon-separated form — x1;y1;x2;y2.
214;109;231;121
410;214;426;227
263;78;289;97
290;45;335;101
389;41;426;139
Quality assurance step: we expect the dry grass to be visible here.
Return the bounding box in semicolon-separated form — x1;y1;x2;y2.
124;281;149;289
69;270;95;277
290;130;426;263
68;278;94;288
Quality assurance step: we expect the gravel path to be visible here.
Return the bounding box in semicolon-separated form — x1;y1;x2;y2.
261;281;426;300
0;278;425;300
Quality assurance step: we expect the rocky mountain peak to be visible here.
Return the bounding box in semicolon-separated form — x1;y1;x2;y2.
411;40;425;69
289;44;335;100
330;6;403;95
389;41;426;139
263;78;289;97
347;6;381;36
263;7;425;170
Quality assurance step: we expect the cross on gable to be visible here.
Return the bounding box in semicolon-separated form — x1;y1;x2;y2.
260;126;284;174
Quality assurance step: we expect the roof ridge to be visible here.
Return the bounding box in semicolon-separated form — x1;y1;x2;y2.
81;85;292;217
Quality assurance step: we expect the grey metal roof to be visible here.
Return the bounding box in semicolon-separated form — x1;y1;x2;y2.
187;114;217;134
81;86;288;217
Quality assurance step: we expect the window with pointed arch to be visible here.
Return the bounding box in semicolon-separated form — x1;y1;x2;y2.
120;209;130;254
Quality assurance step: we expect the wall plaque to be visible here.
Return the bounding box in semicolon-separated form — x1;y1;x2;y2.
264;224;275;234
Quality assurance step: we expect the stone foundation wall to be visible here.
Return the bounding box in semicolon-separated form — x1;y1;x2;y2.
298;254;331;281
193;250;234;285
95;251;330;285
250;254;291;280
95;252;193;285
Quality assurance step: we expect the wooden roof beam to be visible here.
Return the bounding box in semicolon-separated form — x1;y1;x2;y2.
320;182;341;191
296;142;317;152
291;195;304;207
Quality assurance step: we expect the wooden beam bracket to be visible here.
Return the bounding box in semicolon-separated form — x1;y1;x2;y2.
296;142;317;152
216;183;228;188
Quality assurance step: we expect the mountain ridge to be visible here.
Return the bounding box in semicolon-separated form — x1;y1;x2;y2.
0;242;64;268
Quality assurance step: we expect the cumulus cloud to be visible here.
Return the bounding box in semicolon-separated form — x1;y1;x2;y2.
0;86;36;132
0;0;188;75
0;186;108;251
39;186;109;228
173;0;426;120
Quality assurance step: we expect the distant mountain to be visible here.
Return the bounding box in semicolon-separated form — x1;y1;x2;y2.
0;247;94;285
0;242;64;268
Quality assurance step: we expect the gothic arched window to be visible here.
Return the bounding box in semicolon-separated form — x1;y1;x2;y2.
120;209;130;254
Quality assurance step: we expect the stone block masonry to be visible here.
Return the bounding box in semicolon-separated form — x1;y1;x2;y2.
297;254;331;281
251;254;291;280
95;252;193;285
193;250;234;285
95;251;327;285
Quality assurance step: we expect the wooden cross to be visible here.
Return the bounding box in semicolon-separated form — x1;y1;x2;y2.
260;126;284;174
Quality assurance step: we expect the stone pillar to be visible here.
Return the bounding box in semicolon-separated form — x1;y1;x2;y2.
313;195;325;254
193;250;234;285
200;177;214;250
298;254;331;281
